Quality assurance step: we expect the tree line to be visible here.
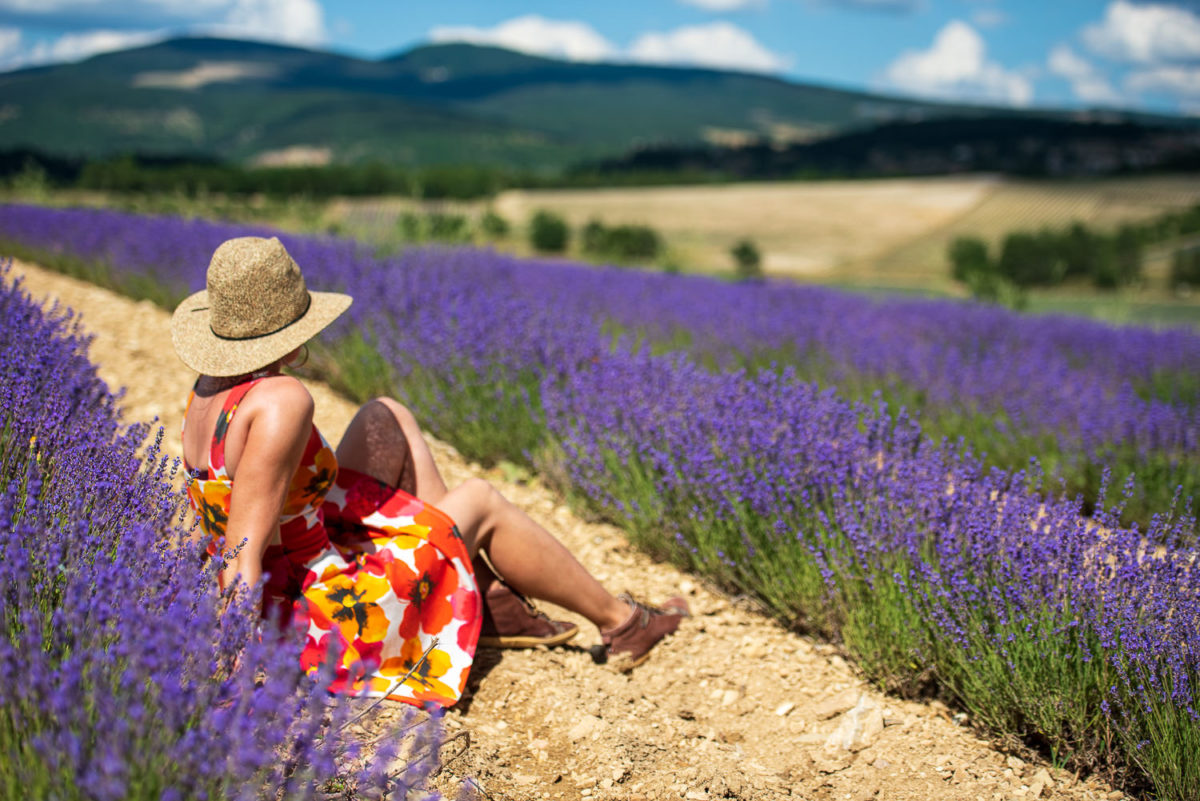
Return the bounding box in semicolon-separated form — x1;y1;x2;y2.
949;202;1200;302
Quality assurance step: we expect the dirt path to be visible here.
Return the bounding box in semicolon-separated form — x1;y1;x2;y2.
10;259;1126;801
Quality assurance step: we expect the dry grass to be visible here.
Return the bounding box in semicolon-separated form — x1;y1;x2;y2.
332;174;1200;292
864;174;1200;292
493;176;995;276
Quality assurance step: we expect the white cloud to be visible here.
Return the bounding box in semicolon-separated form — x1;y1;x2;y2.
881;20;1033;106
0;24;20;69
1127;64;1200;97
429;15;617;62
679;0;766;10
0;0;325;71
1047;44;1122;104
628;21;788;72
207;0;324;45
0;25;19;55
1082;0;1200;64
428;16;788;75
0;0;325;45
29;28;164;64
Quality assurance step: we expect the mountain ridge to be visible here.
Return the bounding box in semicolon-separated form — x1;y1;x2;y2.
0;36;1192;170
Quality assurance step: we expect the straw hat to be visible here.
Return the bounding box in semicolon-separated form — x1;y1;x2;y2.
171;236;352;377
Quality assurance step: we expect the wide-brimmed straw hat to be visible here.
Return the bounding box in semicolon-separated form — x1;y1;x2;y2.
171;236;352;377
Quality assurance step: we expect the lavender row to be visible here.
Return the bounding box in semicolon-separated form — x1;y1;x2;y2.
0;265;440;800
545;347;1199;795
2;204;1199;794
1;202;1196;524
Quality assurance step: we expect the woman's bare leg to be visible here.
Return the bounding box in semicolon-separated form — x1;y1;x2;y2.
336;398;632;632
437;478;632;632
335;398;448;503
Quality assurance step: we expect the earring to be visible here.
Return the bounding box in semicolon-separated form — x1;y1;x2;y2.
293;344;309;369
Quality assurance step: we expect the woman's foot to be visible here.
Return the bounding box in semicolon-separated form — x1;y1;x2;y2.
601;593;689;670
476;559;580;649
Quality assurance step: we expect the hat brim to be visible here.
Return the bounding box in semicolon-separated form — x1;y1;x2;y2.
171;289;352;377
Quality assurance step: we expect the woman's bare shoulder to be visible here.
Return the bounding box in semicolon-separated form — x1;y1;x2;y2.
242;375;315;427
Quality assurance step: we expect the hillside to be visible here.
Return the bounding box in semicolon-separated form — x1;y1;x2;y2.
0;36;1188;170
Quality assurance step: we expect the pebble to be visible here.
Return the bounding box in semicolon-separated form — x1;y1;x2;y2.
1029;768;1054;798
569;716;603;741
813;687;862;720
824;695;884;752
775;701;796;717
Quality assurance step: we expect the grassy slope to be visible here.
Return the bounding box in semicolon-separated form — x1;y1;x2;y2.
0;37;1169;170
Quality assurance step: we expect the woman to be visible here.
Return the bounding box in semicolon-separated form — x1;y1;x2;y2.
173;236;687;706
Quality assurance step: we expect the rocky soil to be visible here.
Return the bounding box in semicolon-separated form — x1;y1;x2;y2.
10;259;1131;801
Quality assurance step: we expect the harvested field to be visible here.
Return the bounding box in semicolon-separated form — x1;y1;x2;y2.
865;174;1200;291
332;174;1200;296
492;176;993;277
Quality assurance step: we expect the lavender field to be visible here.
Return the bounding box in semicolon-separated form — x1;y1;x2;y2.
0;264;444;798
2;203;1199;798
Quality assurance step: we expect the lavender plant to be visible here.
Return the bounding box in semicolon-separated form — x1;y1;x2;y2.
3;204;1200;797
0;203;1195;524
0;265;443;800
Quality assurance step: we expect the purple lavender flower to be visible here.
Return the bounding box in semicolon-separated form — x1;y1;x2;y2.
0;262;445;800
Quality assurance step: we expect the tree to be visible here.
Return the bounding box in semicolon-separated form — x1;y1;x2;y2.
480;210;510;239
731;239;763;280
529;210;570;253
948;236;991;284
1170;246;1200;290
1109;225;1143;289
998;231;1065;287
582;219;663;263
581;220;608;255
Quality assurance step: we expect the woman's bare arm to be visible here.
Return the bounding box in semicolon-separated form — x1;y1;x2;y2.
221;378;315;600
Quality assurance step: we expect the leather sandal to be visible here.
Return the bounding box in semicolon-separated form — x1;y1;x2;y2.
601;593;689;670
475;558;580;649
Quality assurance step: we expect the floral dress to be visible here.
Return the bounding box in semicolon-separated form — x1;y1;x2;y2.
183;377;480;707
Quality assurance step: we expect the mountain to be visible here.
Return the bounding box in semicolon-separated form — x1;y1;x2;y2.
0;36;1192;171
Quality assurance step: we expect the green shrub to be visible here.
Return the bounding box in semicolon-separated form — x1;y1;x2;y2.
1170;246;1200;290
730;239;763;280
480;210;510;239
397;211;423;242
1058;223;1104;280
1107;225;1143;289
946;236;1028;307
580;219;663;263
606;225;662;262
948;236;991;284
529;210;569;253
998;231;1066;287
427;211;469;243
581;220;608;255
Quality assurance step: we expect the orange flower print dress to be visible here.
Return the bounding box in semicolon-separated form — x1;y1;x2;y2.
183;377;480;707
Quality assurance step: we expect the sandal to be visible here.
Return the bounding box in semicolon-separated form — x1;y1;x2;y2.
601;593;689;669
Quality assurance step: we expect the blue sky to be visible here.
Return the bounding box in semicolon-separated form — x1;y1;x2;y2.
1;1;1199;115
